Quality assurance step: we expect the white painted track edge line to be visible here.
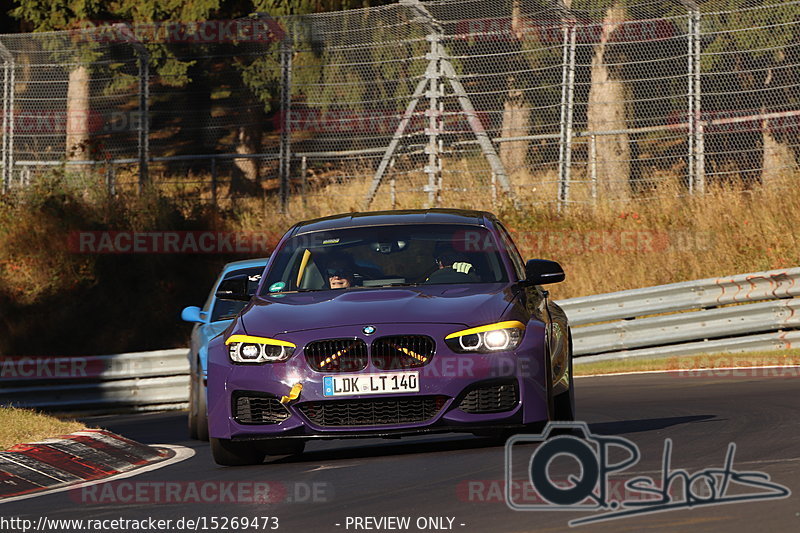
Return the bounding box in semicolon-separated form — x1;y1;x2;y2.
0;444;195;505
576;364;800;378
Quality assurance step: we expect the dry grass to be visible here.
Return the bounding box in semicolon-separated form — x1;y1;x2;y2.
0;407;86;450
575;349;800;376
1;165;798;354
211;169;800;300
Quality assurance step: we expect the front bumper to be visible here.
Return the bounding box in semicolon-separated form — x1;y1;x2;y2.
207;323;549;440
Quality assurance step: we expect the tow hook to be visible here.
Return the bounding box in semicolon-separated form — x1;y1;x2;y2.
280;383;303;404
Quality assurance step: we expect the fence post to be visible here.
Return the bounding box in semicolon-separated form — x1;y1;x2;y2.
691;7;705;194
210;157;217;207
589;134;597;205
557;24;577;211
106;161;116;196
425;33;442;208
0;40;14;194
279;34;293;214
125;30;150;194
687;11;695;193
300;155;307;208
390;157;396;209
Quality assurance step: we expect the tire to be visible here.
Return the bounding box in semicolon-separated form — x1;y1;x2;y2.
554;336;575;422
211;438;266;466
196;377;209;442
188;369;200;440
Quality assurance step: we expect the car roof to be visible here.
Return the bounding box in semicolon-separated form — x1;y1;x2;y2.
221;257;270;275
291;209;496;236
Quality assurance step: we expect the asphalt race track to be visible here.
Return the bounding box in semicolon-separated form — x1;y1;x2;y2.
3;371;799;532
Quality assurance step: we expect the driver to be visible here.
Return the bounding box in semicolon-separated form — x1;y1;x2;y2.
425;250;478;283
435;252;475;275
326;257;356;289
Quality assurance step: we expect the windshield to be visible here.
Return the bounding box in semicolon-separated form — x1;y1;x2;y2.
210;267;264;321
261;224;508;294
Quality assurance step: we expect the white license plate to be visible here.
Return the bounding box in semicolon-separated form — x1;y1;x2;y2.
323;372;419;397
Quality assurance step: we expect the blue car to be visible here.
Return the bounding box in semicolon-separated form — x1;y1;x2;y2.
181;258;269;440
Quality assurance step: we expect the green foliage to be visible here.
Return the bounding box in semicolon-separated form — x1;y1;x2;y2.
700;0;800;71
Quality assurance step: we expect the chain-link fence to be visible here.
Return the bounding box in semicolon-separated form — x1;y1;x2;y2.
1;0;799;210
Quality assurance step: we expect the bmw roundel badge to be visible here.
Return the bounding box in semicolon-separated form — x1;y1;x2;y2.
362;325;376;335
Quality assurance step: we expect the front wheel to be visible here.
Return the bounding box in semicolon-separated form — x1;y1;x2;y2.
188;367;210;441
211;438;266;466
553;336;575;422
188;369;200;440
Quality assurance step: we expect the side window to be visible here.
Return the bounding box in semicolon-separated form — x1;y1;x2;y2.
496;223;526;281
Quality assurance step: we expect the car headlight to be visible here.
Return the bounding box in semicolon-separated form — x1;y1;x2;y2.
445;321;525;353
225;334;295;364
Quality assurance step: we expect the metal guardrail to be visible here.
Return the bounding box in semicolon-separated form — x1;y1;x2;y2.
1;267;797;413
559;267;800;326
0;349;189;413
560;267;800;362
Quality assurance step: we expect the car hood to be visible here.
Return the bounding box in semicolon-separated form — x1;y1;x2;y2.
240;284;518;335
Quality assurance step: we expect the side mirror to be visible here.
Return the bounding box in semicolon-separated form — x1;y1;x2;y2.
215;276;251;302
524;259;565;285
181;306;207;324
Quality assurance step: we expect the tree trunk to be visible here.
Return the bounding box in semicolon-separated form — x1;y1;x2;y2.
586;5;630;199
234;124;261;183
761;120;795;186
66;65;90;160
499;0;530;178
499;86;530;176
760;67;795;186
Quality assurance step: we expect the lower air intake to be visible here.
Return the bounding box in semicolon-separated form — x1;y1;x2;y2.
233;391;291;425
298;396;447;427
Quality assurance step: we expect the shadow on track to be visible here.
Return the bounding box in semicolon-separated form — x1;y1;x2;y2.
267;415;718;465
589;414;717;435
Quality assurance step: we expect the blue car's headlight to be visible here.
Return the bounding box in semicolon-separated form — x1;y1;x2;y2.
225;334;295;364
445;321;525;353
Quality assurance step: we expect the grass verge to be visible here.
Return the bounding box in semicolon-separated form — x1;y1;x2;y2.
0;407;86;451
574;349;800;376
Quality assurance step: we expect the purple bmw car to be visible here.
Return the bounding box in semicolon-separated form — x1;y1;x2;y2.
207;209;573;465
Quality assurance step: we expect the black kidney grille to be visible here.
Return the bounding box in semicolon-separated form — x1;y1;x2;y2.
457;382;518;414
371;335;435;370
305;339;368;372
298;396;447;427
233;391;291;425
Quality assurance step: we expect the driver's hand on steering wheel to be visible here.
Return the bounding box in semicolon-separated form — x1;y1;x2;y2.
452;262;474;274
